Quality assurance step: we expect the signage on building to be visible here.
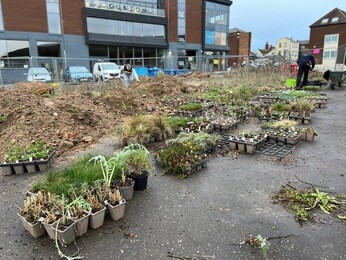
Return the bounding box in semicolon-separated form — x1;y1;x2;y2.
108;3;153;14
86;1;153;15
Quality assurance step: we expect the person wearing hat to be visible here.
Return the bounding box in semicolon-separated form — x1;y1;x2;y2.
120;64;139;87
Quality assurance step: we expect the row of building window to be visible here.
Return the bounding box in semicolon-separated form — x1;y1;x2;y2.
88;44;165;68
205;1;229;46
0;40;61;68
87;17;165;38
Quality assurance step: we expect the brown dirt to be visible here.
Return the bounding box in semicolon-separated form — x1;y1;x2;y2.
0;73;211;162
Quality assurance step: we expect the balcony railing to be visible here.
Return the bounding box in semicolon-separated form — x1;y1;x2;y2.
85;0;165;17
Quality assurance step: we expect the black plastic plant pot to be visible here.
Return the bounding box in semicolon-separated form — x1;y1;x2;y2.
130;171;149;190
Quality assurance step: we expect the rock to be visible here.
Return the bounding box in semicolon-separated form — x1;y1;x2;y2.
53;113;58;117
61;140;74;148
82;136;93;143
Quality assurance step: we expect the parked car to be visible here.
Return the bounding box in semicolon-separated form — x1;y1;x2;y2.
63;66;93;83
93;62;121;82
25;67;52;83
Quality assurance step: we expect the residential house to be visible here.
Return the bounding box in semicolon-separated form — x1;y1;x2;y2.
309;7;346;71
253;42;275;65
274;37;299;62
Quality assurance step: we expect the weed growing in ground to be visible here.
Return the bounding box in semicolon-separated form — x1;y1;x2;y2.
272;185;345;223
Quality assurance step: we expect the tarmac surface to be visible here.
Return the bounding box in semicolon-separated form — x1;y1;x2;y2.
0;88;345;260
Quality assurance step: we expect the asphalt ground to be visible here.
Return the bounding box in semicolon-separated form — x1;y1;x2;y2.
0;88;345;260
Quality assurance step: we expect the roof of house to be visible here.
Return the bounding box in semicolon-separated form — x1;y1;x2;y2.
298;40;309;45
310;8;346;27
229;28;249;33
277;37;299;43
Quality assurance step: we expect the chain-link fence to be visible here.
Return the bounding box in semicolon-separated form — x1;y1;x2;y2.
4;49;345;86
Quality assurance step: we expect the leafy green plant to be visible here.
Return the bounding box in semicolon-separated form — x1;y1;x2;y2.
2;141;52;163
122;143;152;175
0;114;5;123
155;136;208;178
167;132;220;151
272;185;345;222
166;116;189;131
88;155;117;188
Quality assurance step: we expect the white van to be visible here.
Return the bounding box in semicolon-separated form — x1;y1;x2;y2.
93;62;121;82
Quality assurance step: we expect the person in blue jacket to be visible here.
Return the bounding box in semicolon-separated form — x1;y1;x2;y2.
295;52;316;89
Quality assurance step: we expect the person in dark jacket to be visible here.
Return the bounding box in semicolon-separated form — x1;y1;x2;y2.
295;52;316;89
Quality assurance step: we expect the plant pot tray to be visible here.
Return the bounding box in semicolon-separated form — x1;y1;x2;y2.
186;158;209;176
0;151;55;175
176;109;205;118
229;138;266;154
267;135;301;145
256;142;295;160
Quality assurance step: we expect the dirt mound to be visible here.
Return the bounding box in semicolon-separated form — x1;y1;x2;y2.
0;75;209;161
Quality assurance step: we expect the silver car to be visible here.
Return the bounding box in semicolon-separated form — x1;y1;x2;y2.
26;67;52;82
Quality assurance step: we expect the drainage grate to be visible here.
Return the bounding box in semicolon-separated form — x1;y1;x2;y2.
256;142;295;160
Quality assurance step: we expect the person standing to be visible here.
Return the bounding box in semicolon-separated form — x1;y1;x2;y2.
295;52;315;89
120;64;139;87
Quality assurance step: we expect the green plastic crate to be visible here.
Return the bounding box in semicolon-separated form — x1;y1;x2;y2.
285;78;296;87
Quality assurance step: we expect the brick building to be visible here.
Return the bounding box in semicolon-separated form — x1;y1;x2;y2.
228;28;251;66
308;7;346;71
0;0;233;83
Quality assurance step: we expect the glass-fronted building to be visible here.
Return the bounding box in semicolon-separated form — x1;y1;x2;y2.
0;0;232;83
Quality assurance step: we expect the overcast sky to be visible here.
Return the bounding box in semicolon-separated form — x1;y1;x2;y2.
230;0;346;51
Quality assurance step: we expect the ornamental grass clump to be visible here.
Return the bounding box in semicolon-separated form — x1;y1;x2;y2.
116;114;173;145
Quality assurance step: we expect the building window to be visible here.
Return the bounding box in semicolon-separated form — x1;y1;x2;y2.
320;18;329;24
205;1;229;46
37;41;61;57
178;0;186;42
0;0;4;31
323;51;337;59
324;34;338;43
0;40;30;68
87;17;165;39
46;0;62;34
331;17;339;23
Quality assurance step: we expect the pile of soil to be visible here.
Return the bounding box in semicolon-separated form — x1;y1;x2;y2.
0;74;211;161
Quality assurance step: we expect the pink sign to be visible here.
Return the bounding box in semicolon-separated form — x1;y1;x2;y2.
313;48;320;54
